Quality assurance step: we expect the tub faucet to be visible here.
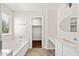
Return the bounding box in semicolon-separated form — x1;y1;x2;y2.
74;38;77;41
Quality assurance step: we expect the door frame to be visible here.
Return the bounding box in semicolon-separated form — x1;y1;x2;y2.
30;16;44;48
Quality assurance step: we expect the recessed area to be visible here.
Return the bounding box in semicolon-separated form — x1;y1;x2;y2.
32;16;43;48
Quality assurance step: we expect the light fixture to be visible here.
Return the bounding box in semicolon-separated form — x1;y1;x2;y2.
68;3;72;8
65;3;72;8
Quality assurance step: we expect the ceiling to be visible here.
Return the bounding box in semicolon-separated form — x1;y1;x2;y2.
4;3;63;11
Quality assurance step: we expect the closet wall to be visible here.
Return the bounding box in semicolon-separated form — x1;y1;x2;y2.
32;17;42;40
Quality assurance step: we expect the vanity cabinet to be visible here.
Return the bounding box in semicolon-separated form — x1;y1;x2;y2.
55;39;79;56
63;44;77;56
55;39;63;56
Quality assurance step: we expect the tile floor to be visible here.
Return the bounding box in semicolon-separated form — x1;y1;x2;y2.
25;48;55;56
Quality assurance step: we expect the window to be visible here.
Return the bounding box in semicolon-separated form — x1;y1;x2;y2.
2;13;10;34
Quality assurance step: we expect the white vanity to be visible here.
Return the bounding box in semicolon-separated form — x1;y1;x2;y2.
55;38;79;56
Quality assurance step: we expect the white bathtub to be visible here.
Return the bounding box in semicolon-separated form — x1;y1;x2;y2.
13;41;28;56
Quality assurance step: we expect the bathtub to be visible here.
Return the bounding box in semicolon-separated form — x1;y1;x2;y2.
13;41;28;56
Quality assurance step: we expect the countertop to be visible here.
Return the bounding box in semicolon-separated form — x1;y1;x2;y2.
58;38;78;48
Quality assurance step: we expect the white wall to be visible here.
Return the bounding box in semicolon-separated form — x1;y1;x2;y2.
46;9;57;49
14;10;47;48
1;4;15;49
47;9;57;40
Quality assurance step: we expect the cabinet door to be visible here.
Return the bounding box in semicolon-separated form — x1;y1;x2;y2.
55;40;63;56
63;44;77;56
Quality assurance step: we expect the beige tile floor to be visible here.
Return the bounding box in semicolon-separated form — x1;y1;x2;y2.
25;48;55;56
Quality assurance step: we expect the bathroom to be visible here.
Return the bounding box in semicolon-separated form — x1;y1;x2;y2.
0;3;78;56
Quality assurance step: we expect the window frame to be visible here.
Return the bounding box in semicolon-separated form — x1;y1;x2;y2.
1;12;11;35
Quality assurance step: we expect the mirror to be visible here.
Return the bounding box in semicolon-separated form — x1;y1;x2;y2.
59;16;77;32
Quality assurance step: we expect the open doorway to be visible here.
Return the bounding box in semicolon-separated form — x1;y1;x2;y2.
32;16;43;48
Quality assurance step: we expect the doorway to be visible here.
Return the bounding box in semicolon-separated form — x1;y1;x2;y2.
32;16;43;48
